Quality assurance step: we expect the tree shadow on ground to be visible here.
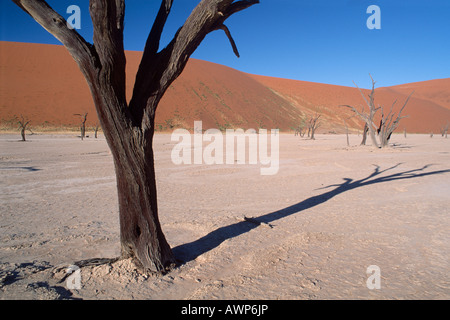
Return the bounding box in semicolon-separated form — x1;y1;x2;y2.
173;163;450;264
0;166;42;172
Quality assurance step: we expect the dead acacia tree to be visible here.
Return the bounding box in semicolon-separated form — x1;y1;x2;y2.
18;115;31;141
377;96;411;147
308;113;321;140
341;75;412;148
94;123;100;138
341;77;380;148
12;0;259;273
294;117;307;137
441;122;449;138
74;112;88;140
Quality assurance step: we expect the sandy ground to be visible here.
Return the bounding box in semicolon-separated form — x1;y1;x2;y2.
0;133;449;300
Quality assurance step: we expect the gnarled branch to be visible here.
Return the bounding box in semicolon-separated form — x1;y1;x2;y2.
219;24;240;57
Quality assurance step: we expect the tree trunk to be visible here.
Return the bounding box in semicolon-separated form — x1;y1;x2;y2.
114;134;175;272
360;123;368;145
18;117;30;142
75;112;88;140
91;87;176;272
308;114;321;140
94;124;99;138
21;127;26;141
368;125;379;148
81;125;86;140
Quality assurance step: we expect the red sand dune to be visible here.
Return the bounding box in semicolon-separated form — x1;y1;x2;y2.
1;41;449;133
250;74;450;133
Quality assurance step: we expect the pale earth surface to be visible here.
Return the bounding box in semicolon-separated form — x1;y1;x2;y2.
0;133;449;300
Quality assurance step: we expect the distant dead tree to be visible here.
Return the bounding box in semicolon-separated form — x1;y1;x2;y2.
18;115;31;142
441;122;449;138
74;113;88;140
308;113;321;140
341;75;413;148
94;123;100;139
294;117;307;137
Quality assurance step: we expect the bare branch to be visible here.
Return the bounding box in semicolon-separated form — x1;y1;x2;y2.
340;105;368;122
160;0;259;86
219;24;240;57
145;0;174;56
352;80;370;108
89;0;127;103
226;0;260;14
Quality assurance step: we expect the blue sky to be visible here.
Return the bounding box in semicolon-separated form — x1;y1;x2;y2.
1;0;449;88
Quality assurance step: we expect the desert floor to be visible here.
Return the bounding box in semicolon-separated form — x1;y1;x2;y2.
0;133;449;300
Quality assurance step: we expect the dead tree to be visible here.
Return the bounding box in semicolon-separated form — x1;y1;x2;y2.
341;76;381;148
94;123;100;138
12;0;259;274
441;122;449;138
309;114;321;140
18;115;31;141
74;113;88;140
377;96;411;147
294;117;307;137
341;75;412;148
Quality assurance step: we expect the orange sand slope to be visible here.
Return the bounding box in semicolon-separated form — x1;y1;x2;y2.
1;41;449;133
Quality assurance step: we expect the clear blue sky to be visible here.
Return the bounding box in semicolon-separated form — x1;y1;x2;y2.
1;0;449;88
